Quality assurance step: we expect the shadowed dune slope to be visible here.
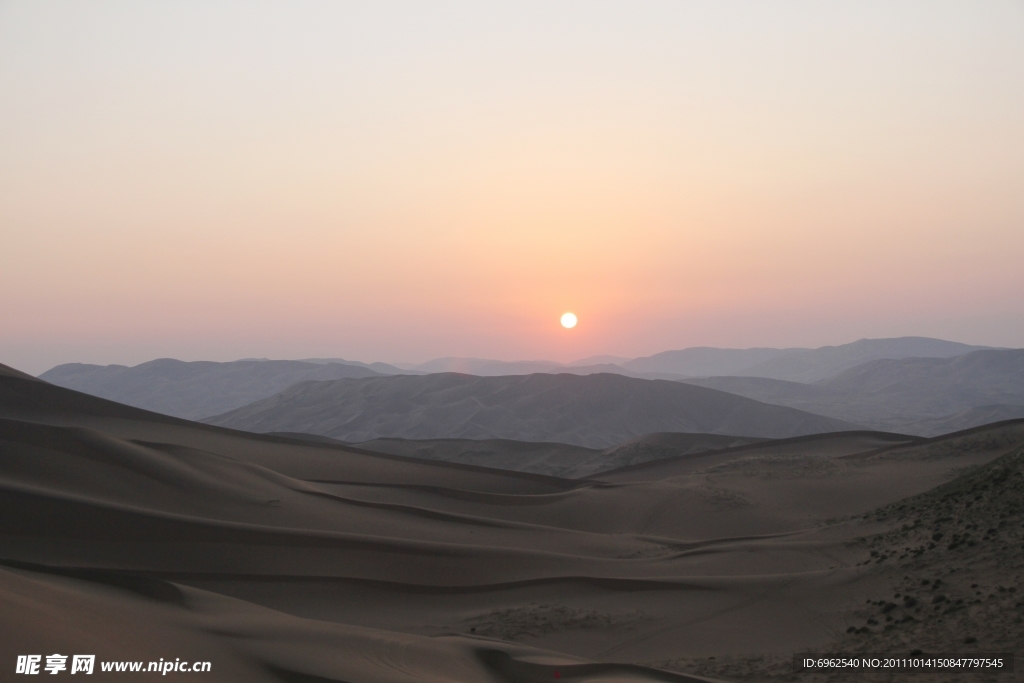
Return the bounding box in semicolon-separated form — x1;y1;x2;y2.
203;372;857;448
39;358;385;420
0;363;42;381
0;367;578;494
1;568;725;683
353;433;769;478
351;437;603;479
2;362;1023;682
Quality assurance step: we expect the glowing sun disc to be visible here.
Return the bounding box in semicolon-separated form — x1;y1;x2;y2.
560;312;577;329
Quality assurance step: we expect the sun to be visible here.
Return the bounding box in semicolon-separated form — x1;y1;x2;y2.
560;312;577;329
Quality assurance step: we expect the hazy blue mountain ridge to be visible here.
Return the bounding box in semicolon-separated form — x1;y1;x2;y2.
682;349;1024;435
624;337;995;382
203;372;858;448
39;358;384;420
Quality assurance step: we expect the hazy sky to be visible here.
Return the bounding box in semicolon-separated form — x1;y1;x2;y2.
2;1;1023;374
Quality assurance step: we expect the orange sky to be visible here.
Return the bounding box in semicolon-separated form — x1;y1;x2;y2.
2;2;1023;374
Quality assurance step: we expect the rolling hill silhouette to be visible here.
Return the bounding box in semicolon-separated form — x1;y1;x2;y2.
683;349;1024;435
203;372;857;447
623;336;994;381
40;358;385;420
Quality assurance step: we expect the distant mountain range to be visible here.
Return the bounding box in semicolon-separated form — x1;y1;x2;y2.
202;372;856;448
291;358;414;374
618;336;997;382
682;349;1024;435
35;337;1021;441
38;359;384;420
396;357;645;377
391;337;997;382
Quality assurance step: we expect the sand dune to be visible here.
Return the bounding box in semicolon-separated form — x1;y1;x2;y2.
0;363;41;381
203;372;857;447
1;362;1021;681
353;433;768;478
1;567;728;683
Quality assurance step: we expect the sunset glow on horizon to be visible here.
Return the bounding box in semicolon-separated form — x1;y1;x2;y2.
2;2;1023;374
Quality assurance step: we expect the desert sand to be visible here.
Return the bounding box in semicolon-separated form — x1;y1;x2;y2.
1;362;1021;681
351;432;769;478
